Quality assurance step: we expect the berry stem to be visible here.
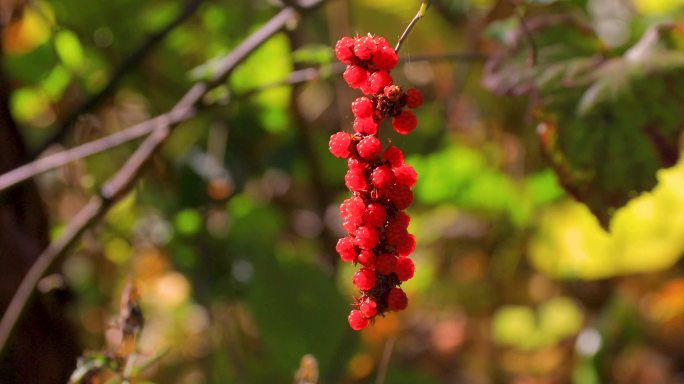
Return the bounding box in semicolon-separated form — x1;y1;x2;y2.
394;1;431;53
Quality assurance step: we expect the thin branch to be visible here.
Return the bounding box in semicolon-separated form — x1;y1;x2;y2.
394;1;431;53
0;117;163;191
0;0;326;356
28;0;204;159
375;336;397;384
0;50;485;192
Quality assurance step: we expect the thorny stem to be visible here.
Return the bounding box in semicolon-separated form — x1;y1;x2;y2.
394;1;431;53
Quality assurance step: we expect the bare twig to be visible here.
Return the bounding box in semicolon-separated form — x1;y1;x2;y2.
394;1;431;53
375;336;397;384
0;50;485;192
0;116;165;191
29;0;205;159
0;0;326;356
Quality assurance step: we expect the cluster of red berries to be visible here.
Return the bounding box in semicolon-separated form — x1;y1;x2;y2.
329;34;422;330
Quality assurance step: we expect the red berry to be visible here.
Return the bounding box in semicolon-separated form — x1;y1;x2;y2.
336;237;356;262
357;136;382;160
342;218;357;235
397;234;416;257
373;36;390;49
360;299;378;318
360;81;374;96
375;253;397;275
344;167;368;191
405;88;423;108
371;165;395;189
355;226;379;250
352;97;374;118
328;132;351;158
335;36;355;63
340;197;364;234
347;157;368;171
387;287;408;311
340;197;365;223
353;36;377;60
393;164;417;187
382;146;404;168
391;211;411;230
387;184;413;210
353;267;376;291
363;203;387;228
372;45;398;71
343;64;368;89
386;227;408;248
392;110;418;135
396;257;415;281
353;117;378;135
348;309;369;330
357;250;377;267
368;71;393;94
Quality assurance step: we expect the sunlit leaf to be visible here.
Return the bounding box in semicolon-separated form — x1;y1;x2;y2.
530;155;684;278
54;29;84;70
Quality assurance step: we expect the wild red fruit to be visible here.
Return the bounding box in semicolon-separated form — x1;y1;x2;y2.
344;167;368;192
353;117;378;135
382;146;404;168
371;165;395;189
353;267;377;291
343;64;368;89
348;309;369;330
405;88;423;108
368;71;393;94
393;163;417;187
363;203;387;228
392;109;418;135
375;253;397;275
373;45;398;70
360;300;378;318
336;237;356;262
357;136;382;160
396;257;415;281
352;97;374;118
357;250;377;267
330;35;422;330
335;36;355;63
355;226;380;250
353;36;377;60
387;288;408;311
328;132;351;158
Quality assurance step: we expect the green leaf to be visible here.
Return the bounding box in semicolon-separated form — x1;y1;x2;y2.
54;29;84;70
484;21;684;228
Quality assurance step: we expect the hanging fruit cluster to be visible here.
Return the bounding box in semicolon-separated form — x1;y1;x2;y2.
329;34;422;330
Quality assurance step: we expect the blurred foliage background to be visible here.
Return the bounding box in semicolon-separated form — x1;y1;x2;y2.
3;0;684;383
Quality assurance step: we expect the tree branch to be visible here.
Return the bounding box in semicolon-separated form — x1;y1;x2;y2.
0;50;486;193
394;1;431;53
0;0;327;356
28;0;204;159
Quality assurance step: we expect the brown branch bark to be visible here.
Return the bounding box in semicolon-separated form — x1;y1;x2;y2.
0;0;327;357
0;51;486;193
